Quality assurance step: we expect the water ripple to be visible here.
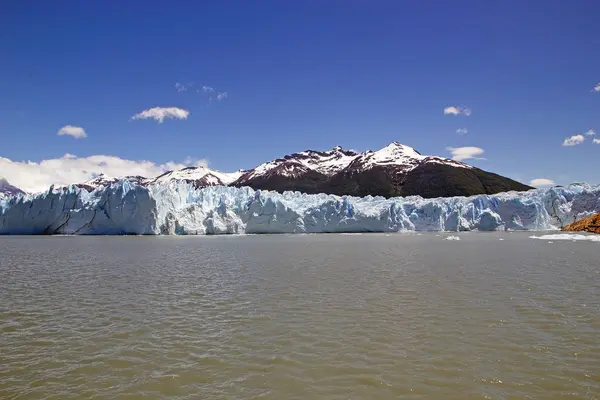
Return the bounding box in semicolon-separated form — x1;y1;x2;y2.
1;233;599;399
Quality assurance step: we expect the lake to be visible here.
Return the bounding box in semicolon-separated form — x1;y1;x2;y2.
1;233;599;399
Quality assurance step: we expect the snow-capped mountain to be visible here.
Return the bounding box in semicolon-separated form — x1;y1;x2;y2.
232;142;531;198
235;142;472;186
74;168;244;191
147;166;243;188
76;174;147;191
235;146;360;184
0;178;24;198
346;142;471;173
2;142;531;199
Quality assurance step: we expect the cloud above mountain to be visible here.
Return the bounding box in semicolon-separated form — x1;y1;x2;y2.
0;154;208;193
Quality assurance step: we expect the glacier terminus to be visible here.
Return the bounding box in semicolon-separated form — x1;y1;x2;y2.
1;181;599;235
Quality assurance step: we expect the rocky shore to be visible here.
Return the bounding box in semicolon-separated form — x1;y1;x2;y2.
562;213;600;234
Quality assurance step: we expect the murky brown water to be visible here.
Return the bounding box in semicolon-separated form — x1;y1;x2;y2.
1;233;599;399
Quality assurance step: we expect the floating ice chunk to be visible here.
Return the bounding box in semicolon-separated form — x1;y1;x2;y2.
530;234;600;242
445;236;461;241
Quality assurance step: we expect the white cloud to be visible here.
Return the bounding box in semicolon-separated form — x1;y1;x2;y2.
593;82;600;92
584;129;595;136
529;178;555;187
202;85;215;93
446;146;485;162
0;154;208;193
562;134;585;147
131;107;189;123
174;82;188;92
444;106;471;116
216;92;228;101
456;128;468;135
57;125;87;139
593;138;600;144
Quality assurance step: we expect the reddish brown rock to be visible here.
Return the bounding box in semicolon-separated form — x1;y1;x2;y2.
562;213;600;234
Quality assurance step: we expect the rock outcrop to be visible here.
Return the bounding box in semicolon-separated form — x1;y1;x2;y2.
562;213;600;234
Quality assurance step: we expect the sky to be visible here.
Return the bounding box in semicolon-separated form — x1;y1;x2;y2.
1;0;600;192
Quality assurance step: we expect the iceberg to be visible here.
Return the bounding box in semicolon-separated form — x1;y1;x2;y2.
1;182;599;235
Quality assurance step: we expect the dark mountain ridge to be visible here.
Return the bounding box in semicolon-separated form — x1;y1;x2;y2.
4;142;532;199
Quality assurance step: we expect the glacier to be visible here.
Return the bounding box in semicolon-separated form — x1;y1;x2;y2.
1;182;599;235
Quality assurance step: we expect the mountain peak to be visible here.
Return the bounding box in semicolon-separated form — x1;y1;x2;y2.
384;142;421;155
149;165;242;187
0;177;25;197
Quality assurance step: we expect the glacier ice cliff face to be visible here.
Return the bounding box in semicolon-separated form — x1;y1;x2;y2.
1;182;599;235
0;182;156;235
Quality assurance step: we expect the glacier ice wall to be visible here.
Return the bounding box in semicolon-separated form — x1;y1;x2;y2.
1;182;599;235
0;181;156;235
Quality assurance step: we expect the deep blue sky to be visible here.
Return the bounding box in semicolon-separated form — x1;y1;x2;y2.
2;0;600;185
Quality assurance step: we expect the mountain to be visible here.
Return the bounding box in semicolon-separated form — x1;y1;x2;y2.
232;142;532;198
0;178;24;198
75;174;147;192
233;146;359;194
75;168;244;191
147;167;243;188
9;142;531;199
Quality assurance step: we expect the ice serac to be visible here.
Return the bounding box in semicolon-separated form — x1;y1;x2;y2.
0;181;156;234
1;182;599;235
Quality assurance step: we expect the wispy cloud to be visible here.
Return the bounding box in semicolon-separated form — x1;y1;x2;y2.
562;134;585;147
57;125;87;139
444;106;472;116
131;107;189;123
0;154;209;193
456;128;468;135
446;146;485;162
593;82;600;92
530;178;555;187
593;138;600;144
174;82;188;92
584;129;596;136
200;85;228;103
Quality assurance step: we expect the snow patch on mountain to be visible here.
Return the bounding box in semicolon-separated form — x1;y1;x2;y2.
236;146;360;183
149;167;243;186
353;142;472;172
236;142;473;185
0;178;25;198
79;174;146;190
292;147;361;175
